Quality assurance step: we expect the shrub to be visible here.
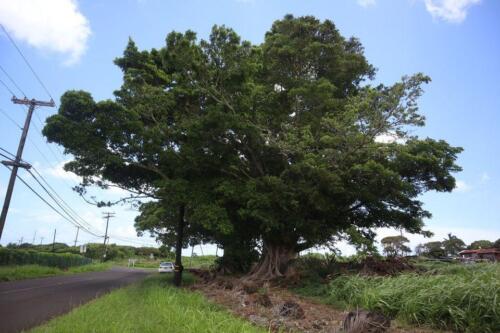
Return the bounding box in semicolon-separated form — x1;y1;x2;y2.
0;248;91;269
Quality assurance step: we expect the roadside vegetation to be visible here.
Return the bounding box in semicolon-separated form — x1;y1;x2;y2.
3;242;169;262
0;247;92;268
294;256;499;333
0;263;111;282
29;274;265;333
126;255;216;270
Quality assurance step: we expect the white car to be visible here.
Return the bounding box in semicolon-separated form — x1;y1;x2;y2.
158;261;174;273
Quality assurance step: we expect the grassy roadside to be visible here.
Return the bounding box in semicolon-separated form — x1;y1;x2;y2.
294;262;499;333
0;263;111;282
29;274;266;333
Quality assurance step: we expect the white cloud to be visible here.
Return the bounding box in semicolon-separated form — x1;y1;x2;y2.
0;0;91;65
358;0;376;7
374;132;406;144
454;180;471;192
424;0;480;23
44;160;81;182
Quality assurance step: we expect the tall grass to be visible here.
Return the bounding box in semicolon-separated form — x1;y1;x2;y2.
30;274;265;333
327;263;500;333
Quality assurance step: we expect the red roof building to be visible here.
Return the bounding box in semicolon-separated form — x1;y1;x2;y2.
459;248;500;262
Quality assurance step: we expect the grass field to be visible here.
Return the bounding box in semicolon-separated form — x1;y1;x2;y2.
296;261;499;333
0;263;111;281
29;274;265;333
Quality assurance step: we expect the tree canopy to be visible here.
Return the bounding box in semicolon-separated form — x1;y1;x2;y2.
468;240;493;250
442;233;465;256
381;235;411;257
43;15;462;280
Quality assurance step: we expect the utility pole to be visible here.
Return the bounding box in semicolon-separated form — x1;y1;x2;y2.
74;226;80;247
51;228;56;252
40;236;44;245
102;212;114;261
18;237;23;245
0;97;55;240
32;230;37;244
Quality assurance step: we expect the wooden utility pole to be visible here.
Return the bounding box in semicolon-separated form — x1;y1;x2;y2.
102;212;114;261
51;228;56;252
0;97;55;240
74;226;80;247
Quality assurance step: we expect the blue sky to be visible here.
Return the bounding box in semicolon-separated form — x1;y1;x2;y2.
0;0;498;254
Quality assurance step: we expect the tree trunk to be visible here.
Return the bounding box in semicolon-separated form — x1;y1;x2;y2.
173;204;185;287
245;242;297;281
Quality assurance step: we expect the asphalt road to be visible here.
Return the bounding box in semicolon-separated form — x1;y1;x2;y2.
0;267;152;333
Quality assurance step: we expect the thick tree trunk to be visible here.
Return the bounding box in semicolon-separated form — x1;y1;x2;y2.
173;204;185;287
245;242;297;281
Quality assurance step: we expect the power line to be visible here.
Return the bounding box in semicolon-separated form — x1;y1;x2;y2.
1;164;101;237
0;77;15;96
0;146;16;159
0;107;22;129
1;144;102;234
0;146;102;238
30;118;67;167
109;235;158;247
0;152;14;161
26;169;101;237
0;24;54;101
30;166;94;230
0;64;26;97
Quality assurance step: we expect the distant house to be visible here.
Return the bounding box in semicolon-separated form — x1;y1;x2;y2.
459;248;500;262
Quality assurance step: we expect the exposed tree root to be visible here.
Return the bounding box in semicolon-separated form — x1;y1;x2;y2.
244;244;297;282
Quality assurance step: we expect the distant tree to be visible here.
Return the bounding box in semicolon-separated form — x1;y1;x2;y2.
494;239;500;249
381;235;410;257
414;243;425;256
417;241;445;258
442;233;465;256
468;240;493;250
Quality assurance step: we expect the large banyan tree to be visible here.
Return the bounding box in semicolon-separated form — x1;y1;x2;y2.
43;15;462;281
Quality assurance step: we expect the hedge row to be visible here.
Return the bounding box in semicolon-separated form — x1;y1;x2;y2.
0;248;92;269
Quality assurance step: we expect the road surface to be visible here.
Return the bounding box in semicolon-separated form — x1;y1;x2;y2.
0;267;152;333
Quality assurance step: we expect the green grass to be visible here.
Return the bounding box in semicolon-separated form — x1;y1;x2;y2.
316;263;499;333
29;274;266;333
0;263;111;281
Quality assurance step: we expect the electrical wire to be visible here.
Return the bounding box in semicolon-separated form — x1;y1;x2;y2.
0;107;22;129
0;151;14;161
0;64;26;97
30;165;94;230
26;169;102;237
0;77;15;96
109;235;158;247
0;147;103;237
0;146;16;159
0;24;54;101
1;163;102;238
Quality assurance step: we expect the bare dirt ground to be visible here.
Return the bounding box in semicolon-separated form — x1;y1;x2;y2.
188;273;445;333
